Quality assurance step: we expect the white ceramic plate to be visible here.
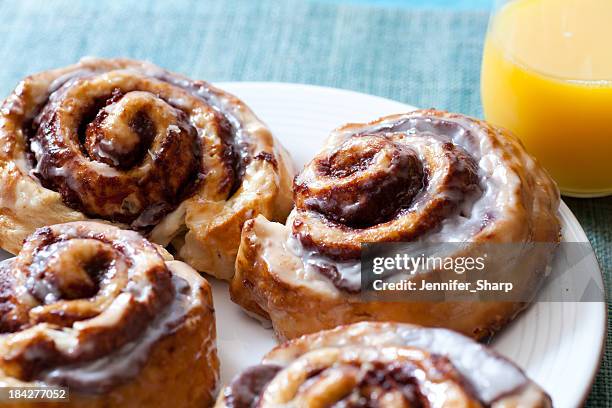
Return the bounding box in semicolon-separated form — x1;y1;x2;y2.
213;82;606;408
0;82;605;408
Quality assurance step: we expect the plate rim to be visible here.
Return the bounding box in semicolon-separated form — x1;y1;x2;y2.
217;80;418;110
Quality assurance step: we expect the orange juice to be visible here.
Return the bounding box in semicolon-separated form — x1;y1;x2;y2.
481;0;612;196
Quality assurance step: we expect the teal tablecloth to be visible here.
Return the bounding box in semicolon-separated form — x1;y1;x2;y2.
0;0;609;405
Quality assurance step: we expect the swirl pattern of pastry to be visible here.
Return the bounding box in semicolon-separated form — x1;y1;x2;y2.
0;58;294;279
0;221;218;408
216;322;552;407
231;110;561;340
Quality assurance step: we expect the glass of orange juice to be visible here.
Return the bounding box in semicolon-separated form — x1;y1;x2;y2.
481;0;612;197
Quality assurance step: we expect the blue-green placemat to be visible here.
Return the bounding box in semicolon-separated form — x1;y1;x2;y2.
0;0;608;405
316;0;494;10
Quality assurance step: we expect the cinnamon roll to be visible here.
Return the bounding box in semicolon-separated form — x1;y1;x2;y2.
0;221;218;407
231;110;561;340
216;322;551;407
0;58;294;279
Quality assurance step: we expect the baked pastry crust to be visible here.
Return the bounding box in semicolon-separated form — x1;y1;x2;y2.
0;221;219;407
216;321;552;407
0;58;294;280
231;110;561;341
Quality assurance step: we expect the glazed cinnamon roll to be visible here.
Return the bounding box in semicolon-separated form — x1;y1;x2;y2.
216;322;551;407
231;110;561;340
0;58;294;279
0;221;218;407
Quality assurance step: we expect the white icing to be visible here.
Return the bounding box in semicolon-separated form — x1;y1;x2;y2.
41;261;206;393
352;115;513;242
286;233;362;291
264;323;530;405
285;114;526;288
0;223;214;396
254;217;338;296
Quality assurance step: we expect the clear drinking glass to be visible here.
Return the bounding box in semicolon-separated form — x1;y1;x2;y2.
481;0;612;197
